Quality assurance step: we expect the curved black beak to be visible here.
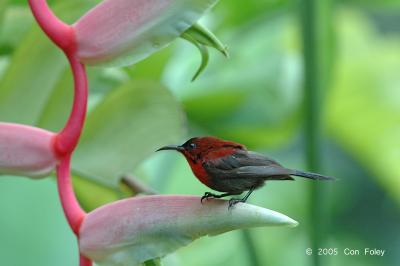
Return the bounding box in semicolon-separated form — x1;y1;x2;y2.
156;145;184;152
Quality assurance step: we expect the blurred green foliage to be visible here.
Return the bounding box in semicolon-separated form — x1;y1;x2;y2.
0;0;399;266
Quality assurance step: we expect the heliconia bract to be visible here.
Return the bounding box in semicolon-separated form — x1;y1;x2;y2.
79;195;298;265
73;0;219;66
0;123;58;178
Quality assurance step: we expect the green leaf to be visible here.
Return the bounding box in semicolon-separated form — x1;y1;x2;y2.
0;24;66;124
0;6;33;54
0;1;98;125
72;80;186;188
36;67;122;132
183;23;228;57
124;46;174;80
181;32;209;81
181;23;228;81
72;174;121;212
36;68;74;131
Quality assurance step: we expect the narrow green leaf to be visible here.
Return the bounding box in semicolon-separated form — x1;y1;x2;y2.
181;32;209;81
181;23;228;81
184;23;229;57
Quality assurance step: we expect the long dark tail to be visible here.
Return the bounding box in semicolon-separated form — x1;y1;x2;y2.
291;170;335;180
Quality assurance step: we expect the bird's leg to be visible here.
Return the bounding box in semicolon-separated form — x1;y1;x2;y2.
201;192;234;203
228;187;255;209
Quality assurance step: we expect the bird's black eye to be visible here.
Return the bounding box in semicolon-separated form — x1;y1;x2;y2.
189;143;197;149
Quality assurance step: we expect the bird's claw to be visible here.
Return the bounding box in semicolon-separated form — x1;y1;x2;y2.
228;198;243;209
201;192;214;203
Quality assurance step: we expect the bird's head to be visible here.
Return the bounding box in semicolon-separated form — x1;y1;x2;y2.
157;136;245;162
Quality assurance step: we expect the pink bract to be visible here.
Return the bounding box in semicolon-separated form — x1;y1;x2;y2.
0;123;58;178
74;0;219;66
79;195;298;265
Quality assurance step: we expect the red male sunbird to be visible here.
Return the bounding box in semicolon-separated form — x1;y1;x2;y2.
157;136;334;207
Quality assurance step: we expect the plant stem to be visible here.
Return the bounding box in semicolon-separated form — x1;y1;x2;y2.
241;229;262;266
28;0;88;156
29;0;91;264
121;175;158;195
56;155;86;235
55;54;88;156
300;0;332;266
28;0;74;51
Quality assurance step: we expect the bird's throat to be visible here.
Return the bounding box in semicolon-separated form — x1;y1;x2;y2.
186;159;211;188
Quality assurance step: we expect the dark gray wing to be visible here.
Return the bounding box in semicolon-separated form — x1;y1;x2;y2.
203;150;294;180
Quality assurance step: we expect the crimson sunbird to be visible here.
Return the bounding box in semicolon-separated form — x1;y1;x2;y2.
157;136;334;208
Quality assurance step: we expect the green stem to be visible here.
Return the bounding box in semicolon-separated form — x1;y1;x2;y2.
300;0;333;266
241;229;262;266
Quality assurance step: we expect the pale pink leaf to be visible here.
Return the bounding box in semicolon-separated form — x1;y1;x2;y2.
79;195;298;265
74;0;219;66
0;123;58;178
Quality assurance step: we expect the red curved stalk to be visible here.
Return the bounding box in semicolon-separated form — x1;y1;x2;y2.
29;1;90;265
28;0;74;52
55;55;88;156
29;0;88;232
80;254;93;266
29;0;88;156
56;155;86;236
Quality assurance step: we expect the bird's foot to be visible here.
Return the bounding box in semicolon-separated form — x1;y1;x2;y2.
228;198;246;209
228;187;255;209
201;192;232;203
201;192;217;203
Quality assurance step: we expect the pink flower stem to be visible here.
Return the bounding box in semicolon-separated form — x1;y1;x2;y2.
57;155;91;265
29;2;92;265
29;0;88;156
28;0;74;52
80;254;93;266
54;54;88;156
56;155;86;236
